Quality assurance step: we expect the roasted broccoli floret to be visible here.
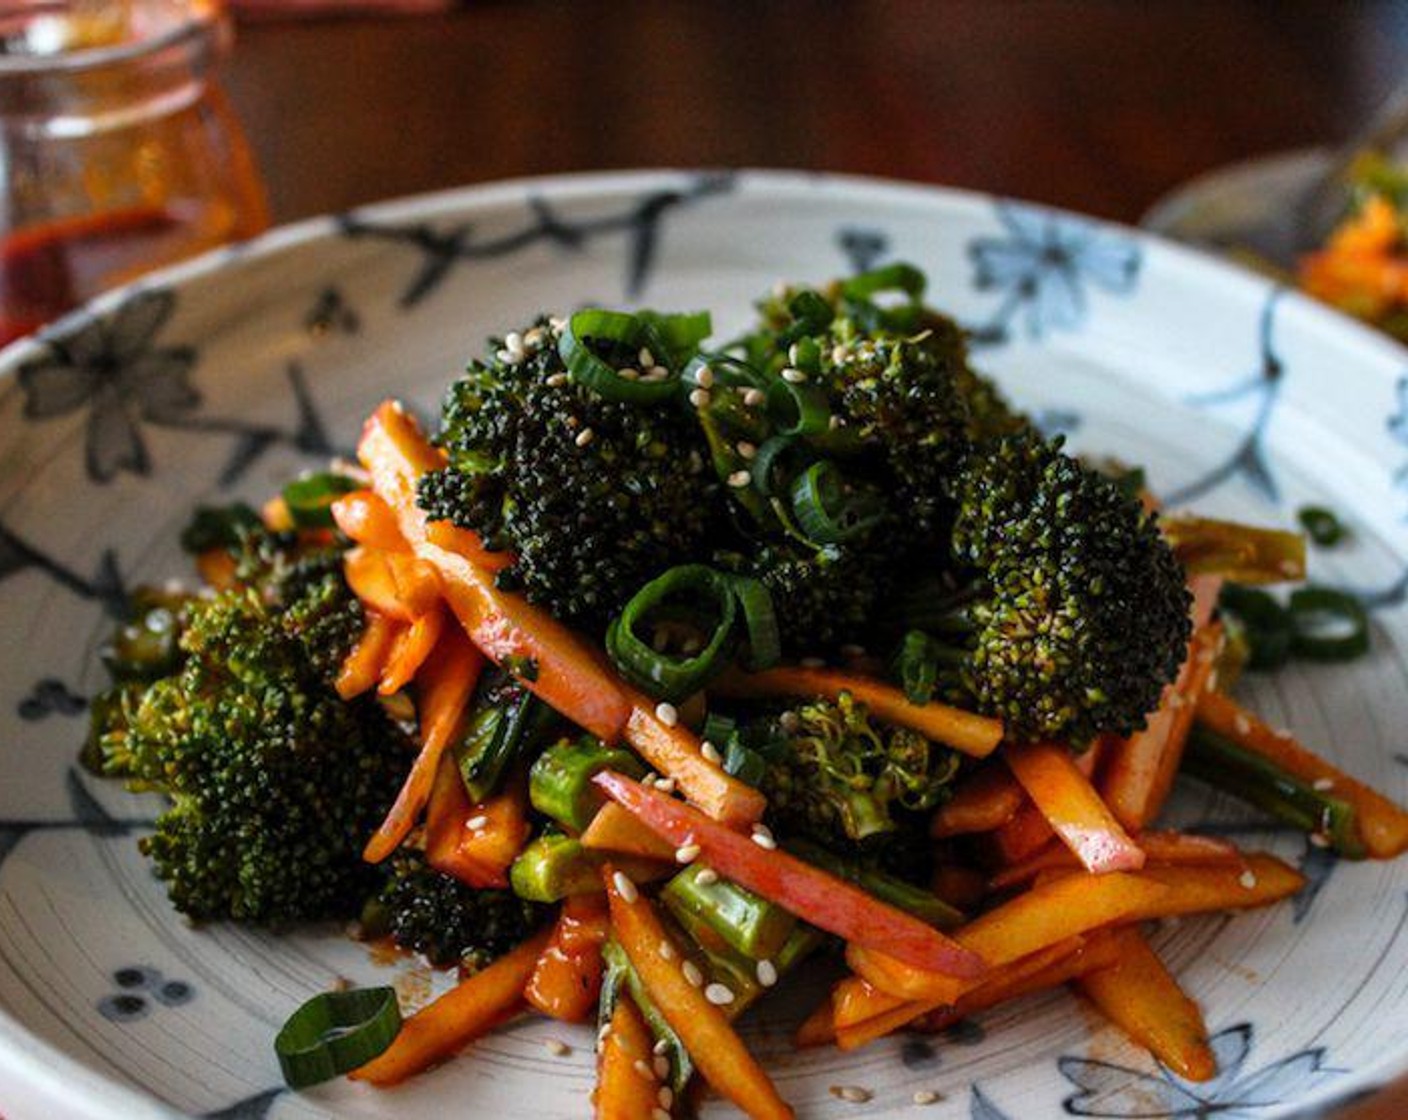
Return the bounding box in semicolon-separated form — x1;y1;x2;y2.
365;849;545;969
737;542;887;655
94;530;411;924
418;319;728;634
913;431;1191;745
758;692;960;845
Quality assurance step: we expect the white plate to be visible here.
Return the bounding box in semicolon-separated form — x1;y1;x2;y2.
2;170;1408;1120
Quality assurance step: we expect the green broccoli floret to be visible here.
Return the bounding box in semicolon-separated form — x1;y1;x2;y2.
915;431;1191;745
736;542;887;655
758;692;960;845
95;531;412;925
364;849;545;970
418;318;728;634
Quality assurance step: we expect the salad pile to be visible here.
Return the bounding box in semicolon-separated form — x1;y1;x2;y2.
86;265;1408;1117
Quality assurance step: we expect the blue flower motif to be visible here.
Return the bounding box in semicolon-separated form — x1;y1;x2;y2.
1059;1023;1341;1118
16;289;198;482
967;203;1141;345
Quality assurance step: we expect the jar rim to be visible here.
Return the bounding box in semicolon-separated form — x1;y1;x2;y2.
0;3;225;76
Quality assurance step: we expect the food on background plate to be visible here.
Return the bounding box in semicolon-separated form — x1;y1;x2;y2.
83;264;1408;1115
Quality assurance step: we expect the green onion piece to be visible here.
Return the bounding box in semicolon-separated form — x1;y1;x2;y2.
723;739;768;786
179;503;261;554
790;336;822;373
1288;586;1370;662
700;711;738;748
607;565;739;701
765;377;832;437
789;460;884;544
530;736;645;832
728;575;781;670
282;472;361;530
635;310;712;370
683;352;768;392
275;987;401;1089
893;630;940;706
777;289;835;344
559;309;677;403
1218;584;1294;671
749;435;814;500
840;262;927;302
1297;505;1348;547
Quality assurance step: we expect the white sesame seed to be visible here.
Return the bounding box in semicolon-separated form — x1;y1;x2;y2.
1234;714;1252;736
689;388;712;409
736;440;757;459
742;387;766;407
1314;777;1336;791
618;367;641;381
658;941;676;961
466;814;489;831
676;843;702;864
549;315;567;332
751;828;778;851
612;871;639;904
634;1058;656;1081
913;1090;941;1106
1280;559;1300;576
1275;727;1295;740
779;711;800;733
575;427;595;448
781;367;808;383
695;364;715;388
598;1023;612;1044
639;347;655;369
829;414;843;430
701;741;722;764
658;1086;674;1109
505;330;524;352
546;371;569;387
1309;832;1330;848
653;1054;671;1079
756;959;778;987
496;348;519;365
788;343;801;365
544;1038;572;1057
1206;670;1219;693
648;365;670;379
727;469;752;488
704;982;735;1005
652;1109;671;1120
1168;692;1186;710
695;868;719;886
659;777;679;794
832;1086;874;1104
655;701;679;727
653;1038;670;1055
682;961;704;987
524;327;545;349
831;344;848;363
1239;869;1258;890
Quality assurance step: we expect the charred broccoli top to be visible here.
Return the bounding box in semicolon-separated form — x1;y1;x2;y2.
418;319;728;634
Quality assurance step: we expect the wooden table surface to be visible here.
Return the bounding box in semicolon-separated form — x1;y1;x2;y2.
212;5;1404;1120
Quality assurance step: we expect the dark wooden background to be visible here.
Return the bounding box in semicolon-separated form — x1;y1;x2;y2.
224;0;1408;227
220;5;1408;1118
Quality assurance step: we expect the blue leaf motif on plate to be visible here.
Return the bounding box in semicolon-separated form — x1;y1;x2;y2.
837;226;890;274
971;1084;1015;1119
1059;1023;1341;1118
1390;374;1408;504
17;289;199;483
966;202;1141;346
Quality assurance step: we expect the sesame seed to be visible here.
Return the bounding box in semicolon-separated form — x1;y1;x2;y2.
831;1086;874;1104
689;388;712;409
546;372;569;387
829;414;843;430
634;1059;656;1081
1168;692;1186;710
742;387;766;407
658;941;675;961
756;959;778;987
1314;777;1335;791
658;777;678;794
788;343;801;365
1206;670;1219;693
736;440;757;459
696;868;719;885
575;427;595;448
598;1023;612;1044
831;344;848;363
618;367;641;381
704;982;735;1005
701;740;722;764
549;315;567;332
779;711;800;733
781;367;807;383
612;871;639;904
496;348;519;365
655;701;679;727
658;1086;674;1109
751;827;778;851
913;1090;941;1106
505;330;524;352
652;1109;671;1120
1239;869;1258;890
653;1054;671;1079
682;961;704;987
639;347;655;369
727;469;752;488
840;643;866;658
544;1038;572;1057
653;1038;670;1056
1275;727;1295;740
466;814;489;831
695;365;715;388
1234;714;1251;736
676;843;702;864
1309;832;1330;848
648;366;670;379
524;327;545;349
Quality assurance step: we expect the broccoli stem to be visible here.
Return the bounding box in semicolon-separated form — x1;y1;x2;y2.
528;737;645;833
660;863;798;961
784;838;965;929
1184;723;1366;859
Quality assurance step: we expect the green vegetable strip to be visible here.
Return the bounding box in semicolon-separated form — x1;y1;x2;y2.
840;262;927;302
601;939;694;1094
634;309;712;370
559;309;677;403
607;565;740;701
275;987;401;1089
893;629;941;706
1184;723;1366;858
789;460;884;544
784;838;965;929
765;377;831;437
729;574;781;670
508;833;601;902
454;691;554;804
281;472;361;530
777;288;835;344
1288;586;1370;662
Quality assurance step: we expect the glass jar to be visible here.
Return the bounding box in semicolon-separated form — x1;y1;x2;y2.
0;1;268;347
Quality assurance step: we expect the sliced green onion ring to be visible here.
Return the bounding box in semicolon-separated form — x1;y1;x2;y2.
777;289;835;344
729;574;781;669
840;262;927;302
683;352;768;391
700;711;738;747
1297;505;1348;547
283;472;362;530
275;987;401;1089
1218;584;1294;671
1289;586;1370;662
749;435;814;499
790;460;884;544
765;377;832;437
559;309;677;403
607;565;739;701
635;310;712;370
